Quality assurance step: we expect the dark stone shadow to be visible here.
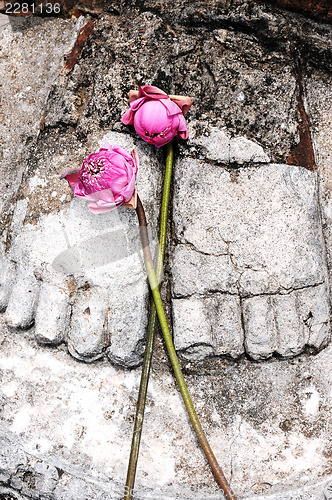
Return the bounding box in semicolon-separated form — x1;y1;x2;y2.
6;14;53;32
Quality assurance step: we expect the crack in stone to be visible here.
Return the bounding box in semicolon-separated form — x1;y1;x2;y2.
239;294;246;353
179;146;272;169
172;290;239;300
172;281;326;301
177;238;229;258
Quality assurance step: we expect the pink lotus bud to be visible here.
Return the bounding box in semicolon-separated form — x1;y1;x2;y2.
61;144;139;214
121;85;193;148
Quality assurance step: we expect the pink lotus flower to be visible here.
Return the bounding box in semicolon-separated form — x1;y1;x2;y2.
61;143;139;214
121;85;193;148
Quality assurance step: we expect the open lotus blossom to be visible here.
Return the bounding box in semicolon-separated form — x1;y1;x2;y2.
121;85;193;148
60;143;139;214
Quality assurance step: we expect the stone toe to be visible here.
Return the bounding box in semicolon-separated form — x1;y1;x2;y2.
243;295;276;360
0;253;15;312
5;268;39;329
173;294;244;361
106;279;149;368
67;285;109;362
34;282;71;346
171;155;330;361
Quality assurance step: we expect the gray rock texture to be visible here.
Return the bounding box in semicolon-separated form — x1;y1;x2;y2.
0;2;331;499
305;68;332;283
0;328;331;500
171;159;330;361
0;130;162;367
0;14;88;229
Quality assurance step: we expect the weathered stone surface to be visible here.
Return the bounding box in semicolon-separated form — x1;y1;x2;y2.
0;131;162;367
186;122;271;165
106;279;149;368
0;433;27;484
243;284;330;359
0;14;88;230
129;1;332;70
68;285;110;361
266;0;332;24
4;268;39;329
0;3;331;499
0;247;15;311
0;329;331;499
34;282;71;345
305;68;332;284
35;5;331;168
324;483;332;500
173;295;244;360
0;13;9;33
172;245;238;297
171;159;330;360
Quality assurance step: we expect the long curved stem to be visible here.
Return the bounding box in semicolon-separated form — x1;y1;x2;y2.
136;195;237;500
124;143;174;500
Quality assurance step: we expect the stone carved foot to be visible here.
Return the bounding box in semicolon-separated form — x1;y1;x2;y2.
0;132;162;368
1;9;330;371
171;125;331;361
1;125;331;366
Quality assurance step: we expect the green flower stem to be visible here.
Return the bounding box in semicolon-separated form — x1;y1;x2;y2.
136;195;237;500
124;143;174;500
